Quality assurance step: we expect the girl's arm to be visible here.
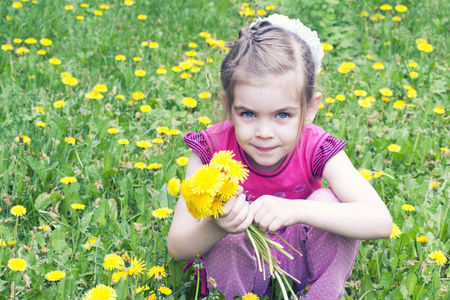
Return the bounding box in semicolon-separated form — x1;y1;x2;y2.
167;152;254;261
250;150;393;239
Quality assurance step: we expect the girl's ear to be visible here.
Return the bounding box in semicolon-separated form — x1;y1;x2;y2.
304;92;322;125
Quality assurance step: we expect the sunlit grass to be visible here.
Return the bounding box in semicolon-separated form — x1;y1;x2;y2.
0;0;448;299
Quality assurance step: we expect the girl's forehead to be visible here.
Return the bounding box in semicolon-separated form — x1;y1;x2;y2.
234;72;300;103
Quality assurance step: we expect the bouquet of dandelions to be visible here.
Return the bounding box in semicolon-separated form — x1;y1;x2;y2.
181;150;301;300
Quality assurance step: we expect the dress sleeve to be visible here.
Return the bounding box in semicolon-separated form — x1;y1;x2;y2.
311;134;346;177
184;132;213;165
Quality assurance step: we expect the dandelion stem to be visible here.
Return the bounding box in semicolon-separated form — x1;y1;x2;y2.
274;232;302;257
194;267;200;300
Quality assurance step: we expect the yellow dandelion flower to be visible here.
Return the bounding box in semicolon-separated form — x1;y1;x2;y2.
132;91;145;100
191;165;226;195
152;208;173;220
15;47;30;55
14;134;31;146
359;169;372;181
440;147;449;152
85;91;104;100
93;84;107;93
8;258;27;272
321;43;333;54
107;128;119;134
226;160;249;185
147;163;162;170
266;5;275;10
45;270;66;282
390;223;402;239
134;162;147;169
103;254;124;271
112;271;127;282
325;97;335;103
140;105;152;113
152;138;164;144
431;182;440;189
40;38;52;46
124;0;135;6
392;16;402;22
243;292;260;300
156;67;167;74
216;180;239;202
387;144;401;152
64;137;76;145
148;266;167;280
115;54;126;61
409;72;419;79
176;157;189;166
120;256;146;276
148;42;159;49
180;72;192;79
116;95;124;100
416;235;429;244
433;106;445;114
380;4;392;10
62;76;79;86
395;5;407;12
393;100;405;109
168;177;181;196
135;70;146;77
182;97;197;108
133;57;142;62
167;129;180;136
335;94;346;101
156;126;169;134
37;49;46;55
49;58;61;65
118;139;129;145
136;140;152;149
354;90;367;97
402;204;416;212
408;61;418;68
158;286;172;295
359;11;368;17
137;14;147;20
82;284;117;300
12;2;23;9
198;92;212;99
358;99;372;108
372;62;385;70
64;5;74;10
379;88;393;97
71;203;85;210
171;66;182;72
199;32;211;38
1;44;13;51
199;116;211;125
53;100;66;108
417;43;434;52
374;171;384;178
209;150;235;171
428;250;448;266
60;177;77;184
36;121;46;127
11;205;26;217
38;225;50;231
209;199;227;219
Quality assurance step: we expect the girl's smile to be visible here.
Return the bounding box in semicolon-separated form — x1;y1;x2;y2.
229;73;303;173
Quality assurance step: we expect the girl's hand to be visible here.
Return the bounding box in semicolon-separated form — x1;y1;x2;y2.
250;195;297;233
212;188;253;234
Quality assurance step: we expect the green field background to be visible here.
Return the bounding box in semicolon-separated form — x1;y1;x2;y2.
0;0;449;299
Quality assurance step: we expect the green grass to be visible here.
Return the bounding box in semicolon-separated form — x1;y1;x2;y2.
0;0;449;299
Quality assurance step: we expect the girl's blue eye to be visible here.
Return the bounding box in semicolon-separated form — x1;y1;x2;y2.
241;112;255;118
277;113;290;119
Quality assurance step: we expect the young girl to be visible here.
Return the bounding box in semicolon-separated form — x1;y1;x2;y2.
168;14;392;299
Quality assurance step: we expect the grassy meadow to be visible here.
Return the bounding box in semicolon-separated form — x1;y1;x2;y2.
0;0;449;299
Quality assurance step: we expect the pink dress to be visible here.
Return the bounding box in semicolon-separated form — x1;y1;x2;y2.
184;121;360;299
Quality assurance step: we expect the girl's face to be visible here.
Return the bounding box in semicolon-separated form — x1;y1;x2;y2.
229;73;305;173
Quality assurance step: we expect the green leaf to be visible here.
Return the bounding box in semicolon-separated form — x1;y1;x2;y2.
405;272;417;295
135;186;149;214
51;226;68;253
34;193;53;210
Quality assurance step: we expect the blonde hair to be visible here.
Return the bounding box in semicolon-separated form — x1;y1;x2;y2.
221;20;317;129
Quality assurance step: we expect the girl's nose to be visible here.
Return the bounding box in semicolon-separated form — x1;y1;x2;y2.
255;121;274;139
